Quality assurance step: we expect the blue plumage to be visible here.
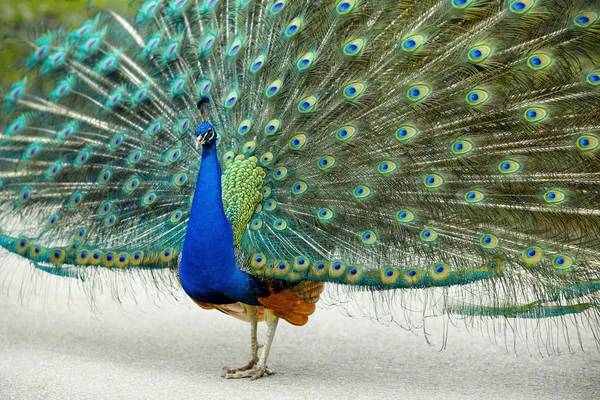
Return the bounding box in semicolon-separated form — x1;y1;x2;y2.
179;138;268;305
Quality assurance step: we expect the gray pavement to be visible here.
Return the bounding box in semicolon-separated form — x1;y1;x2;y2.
1;262;599;400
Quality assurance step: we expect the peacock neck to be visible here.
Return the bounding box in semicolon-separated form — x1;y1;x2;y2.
179;141;267;305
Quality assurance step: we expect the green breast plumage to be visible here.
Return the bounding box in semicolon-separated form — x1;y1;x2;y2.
221;153;265;244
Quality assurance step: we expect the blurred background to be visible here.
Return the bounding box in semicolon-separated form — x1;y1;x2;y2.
0;0;130;84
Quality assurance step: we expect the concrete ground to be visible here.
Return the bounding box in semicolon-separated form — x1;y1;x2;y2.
0;263;599;400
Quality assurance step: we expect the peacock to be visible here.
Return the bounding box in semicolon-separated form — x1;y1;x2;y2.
2;0;600;380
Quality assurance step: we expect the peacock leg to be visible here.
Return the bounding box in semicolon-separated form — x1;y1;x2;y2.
224;305;260;374
224;309;279;380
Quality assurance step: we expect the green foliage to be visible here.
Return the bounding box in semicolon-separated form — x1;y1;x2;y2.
0;0;131;84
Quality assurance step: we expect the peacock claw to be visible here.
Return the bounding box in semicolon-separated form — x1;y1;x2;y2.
223;359;257;374
223;364;275;380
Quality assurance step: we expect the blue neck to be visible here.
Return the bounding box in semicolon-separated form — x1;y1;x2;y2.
179;141;267;305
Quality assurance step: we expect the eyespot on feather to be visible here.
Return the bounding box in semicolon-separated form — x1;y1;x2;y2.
465;89;490;106
552;255;573;271
251;253;267;270
396;209;415;224
429;263;450;280
381;267;400;285
223;151;235;163
310;260;329;278
250;218;263;230
289;134;307;150
160;248;175;263
141;191;158;207
130;251;144;266
172;172;188;187
261;186;272;198
452;0;473;8
522;246;543;265
335;0;357;15
336;125;357;142
223;89;239;109
377;160;397;176
293;256;311;272
103;213;117;228
343;38;365;56
407;84;430;102
298;95;318;113
343;81;366;100
577;134;600;151
344;265;363;283
328;261;346;278
523;107;548;122
401;34;425;52
423;174;444;189
98;201;111;216
480;234;499;249
420;228;439;243
574;12;598;27
29;244;44;259
402;267;423;285
89;250;102;266
264;119;281;135
265;79;283;98
68;191;84;208
269;0;286;14
249;54;266;73
169;209;184;224
116;253;129;268
17;186;32;205
451;139;475;155
360;230;377;245
587;71;600;86
273;167;288;180
317;155;336;171
509;0;535;14
284;17;303;38
292;181;309;196
272;219;288;231
543;189;566;204
50;248;66;264
498;159;522;174
464;190;486;204
16;237;29;254
468;44;493;63
296;50;316;71
314;207;336;224
260;152;274;166
352;185;372;200
227;37;243;57
264;199;278;212
242;141;256;155
527;53;553;70
237;119;252;135
395;125;418;142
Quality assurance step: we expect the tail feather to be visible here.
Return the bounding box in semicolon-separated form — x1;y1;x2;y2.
0;0;599;349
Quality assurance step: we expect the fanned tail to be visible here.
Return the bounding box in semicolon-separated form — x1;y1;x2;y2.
1;0;600;351
212;0;600;344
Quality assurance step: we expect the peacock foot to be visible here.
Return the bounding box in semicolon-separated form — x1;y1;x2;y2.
223;359;257;374
223;364;275;380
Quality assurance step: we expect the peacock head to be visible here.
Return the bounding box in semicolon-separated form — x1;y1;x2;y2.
194;121;216;148
195;97;216;148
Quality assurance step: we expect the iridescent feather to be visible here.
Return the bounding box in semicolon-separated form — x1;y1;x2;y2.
1;0;600;353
